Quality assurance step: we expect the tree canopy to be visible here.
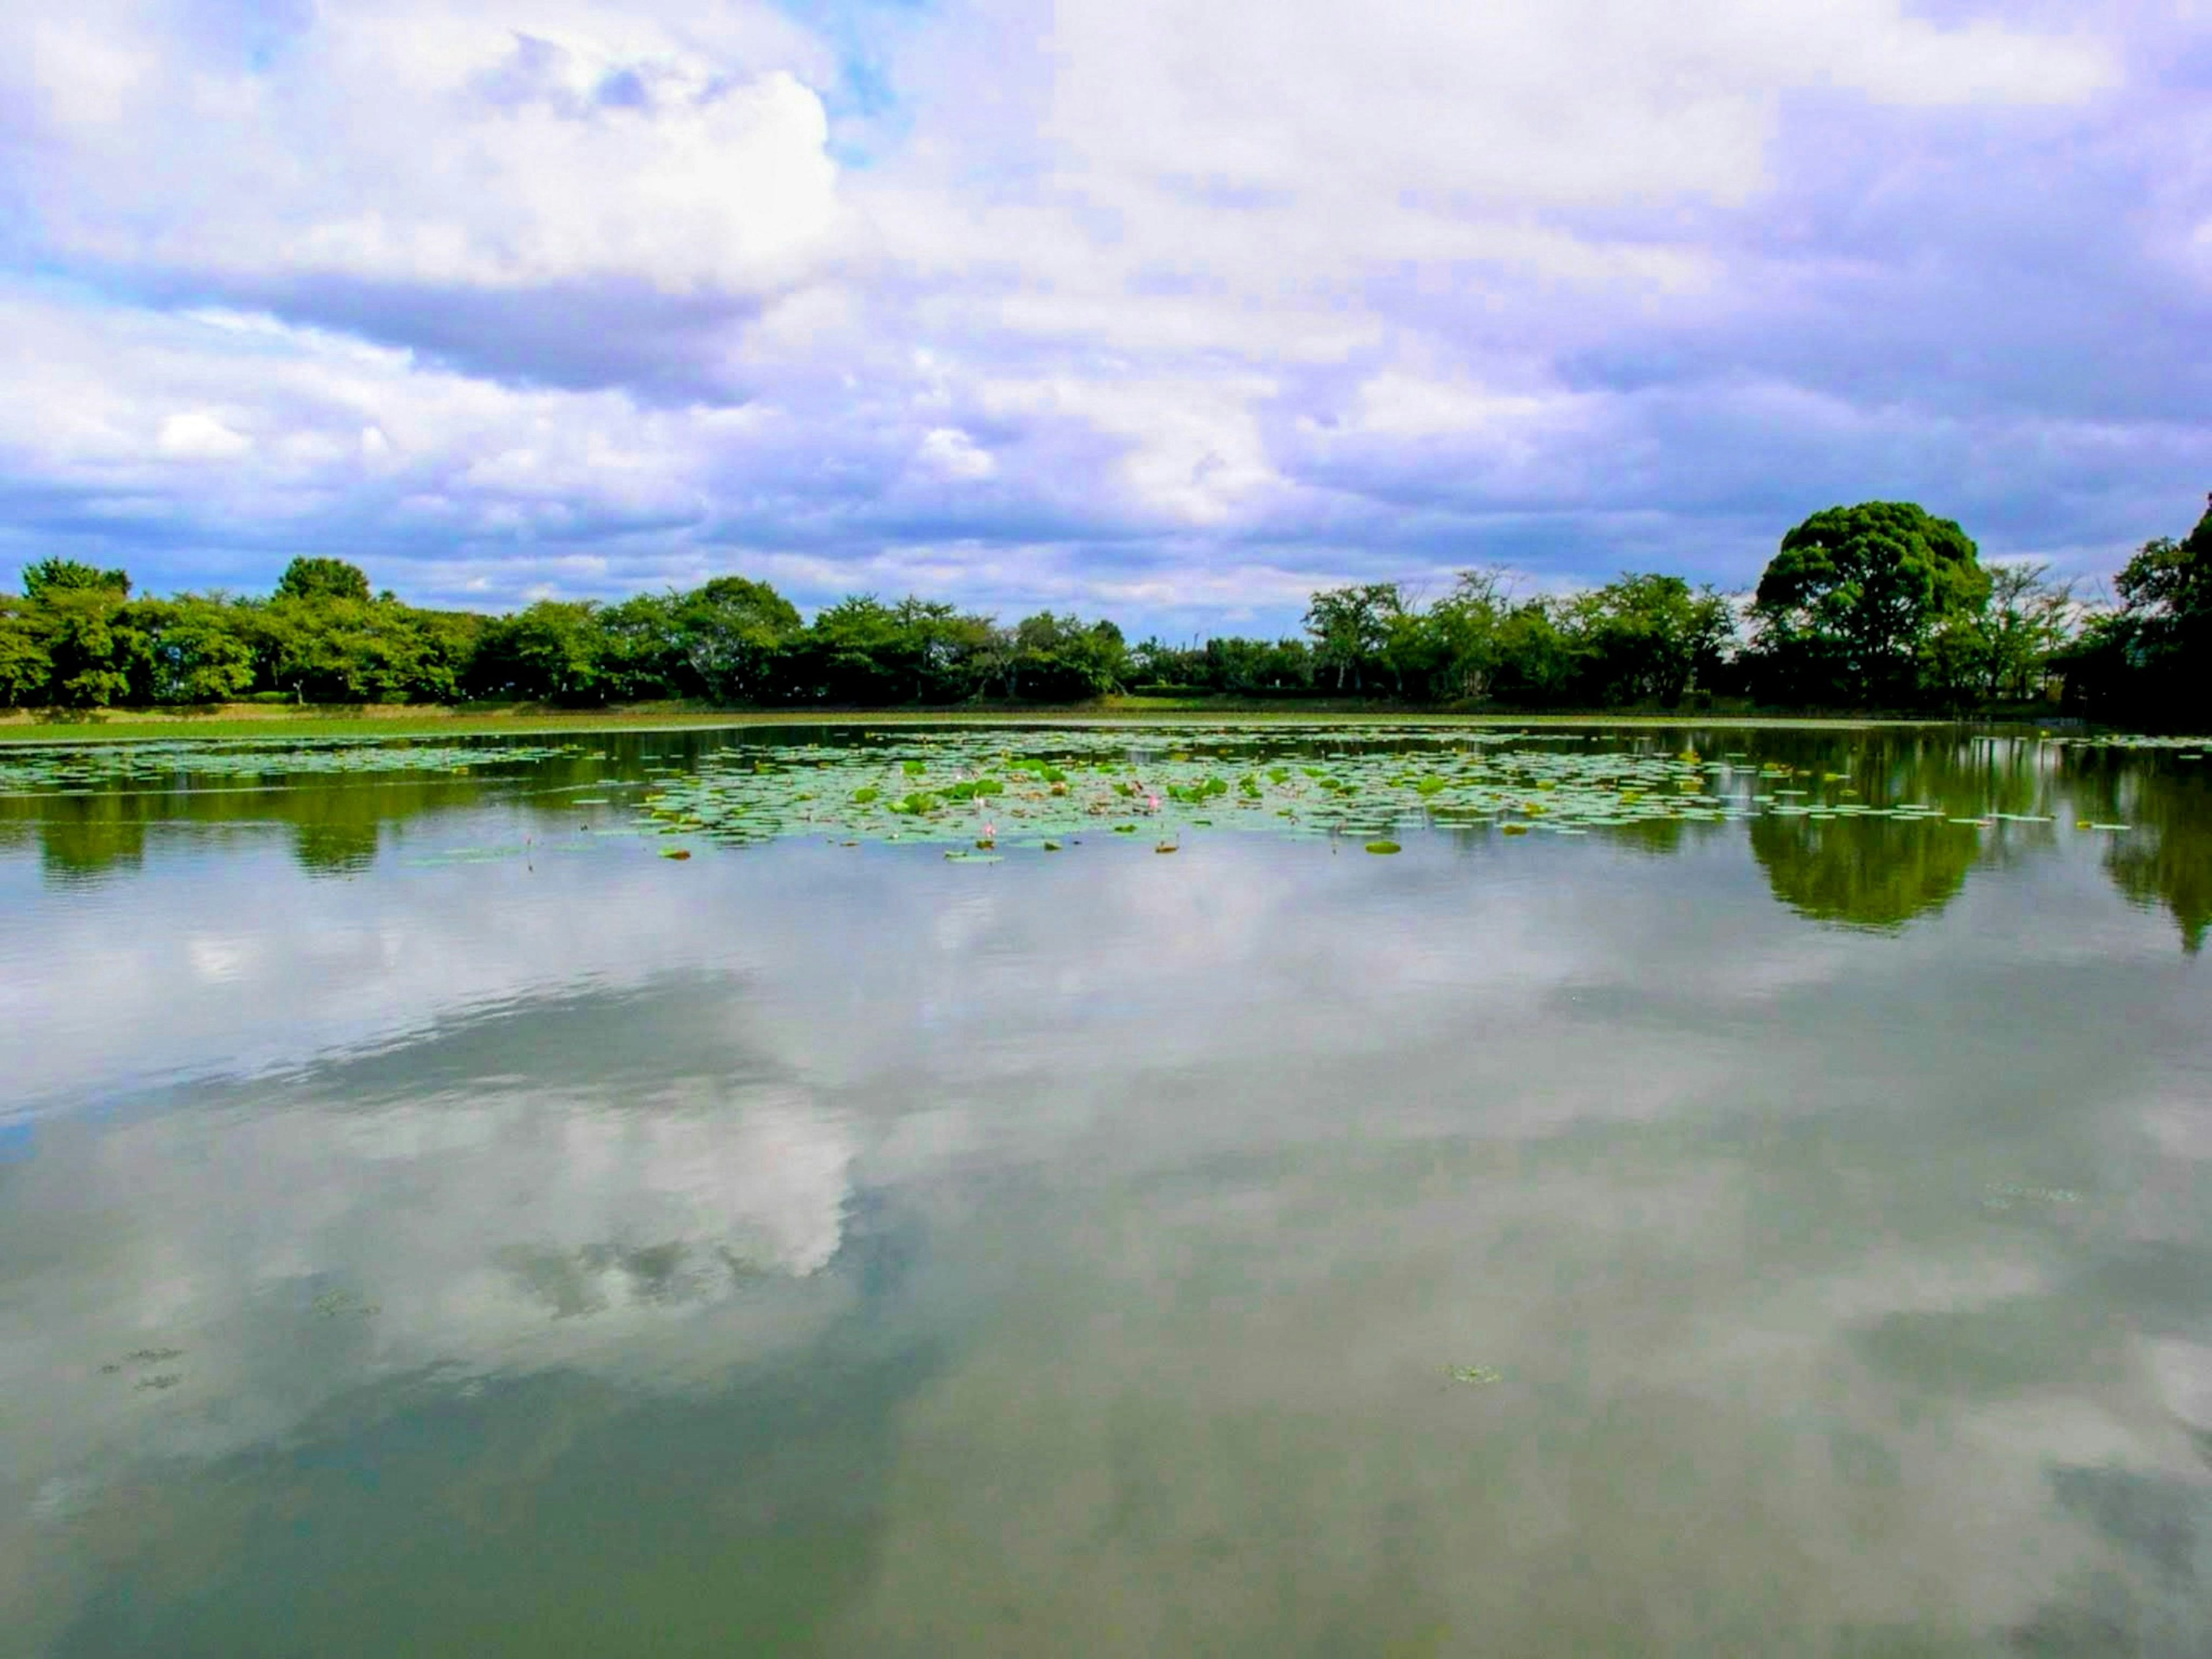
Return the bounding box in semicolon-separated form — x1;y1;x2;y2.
2056;495;2212;730
1752;502;1990;706
275;556;373;604
1;492;2201;724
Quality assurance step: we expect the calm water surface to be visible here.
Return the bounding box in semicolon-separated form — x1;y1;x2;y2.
3;724;2211;1656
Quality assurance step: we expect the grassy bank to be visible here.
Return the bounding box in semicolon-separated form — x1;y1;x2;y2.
0;697;1986;744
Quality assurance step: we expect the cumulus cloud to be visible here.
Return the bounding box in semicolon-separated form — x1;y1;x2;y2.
916;426;995;480
154;411;254;460
0;0;2200;627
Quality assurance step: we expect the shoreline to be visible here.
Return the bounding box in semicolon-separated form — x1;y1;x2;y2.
0;699;2001;744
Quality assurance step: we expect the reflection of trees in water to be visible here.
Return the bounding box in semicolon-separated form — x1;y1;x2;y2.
24;797;150;882
0;745;637;885
291;817;381;875
2065;755;2212;956
9;726;2212;952
1738;732;2212;937
1597;814;1731;859
1750;813;1979;929
1744;733;2004;929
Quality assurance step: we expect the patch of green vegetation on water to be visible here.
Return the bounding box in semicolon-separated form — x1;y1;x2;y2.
0;738;578;793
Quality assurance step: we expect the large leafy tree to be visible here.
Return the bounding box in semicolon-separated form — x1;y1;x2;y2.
14;563;145;705
1001;611;1126;701
2111;494;2210;724
466;601;611;704
21;559;130;601
1304;584;1400;692
0;598;55;705
1570;573;1734;707
672;576;802;702
275;556;373;604
1752;502;1990;706
135;595;257;703
2061;494;2212;729
1488;597;1580;706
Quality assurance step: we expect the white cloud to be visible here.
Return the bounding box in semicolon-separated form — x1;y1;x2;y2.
156;411;254;460
978;374;1281;524
8;3;847;294
917;426;996;479
25;20;150;126
1344;374;1582;446
0;0;2189;620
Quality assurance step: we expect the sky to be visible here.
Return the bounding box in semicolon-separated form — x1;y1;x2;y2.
0;0;2206;638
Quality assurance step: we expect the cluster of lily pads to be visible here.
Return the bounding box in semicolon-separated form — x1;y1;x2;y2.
2050;733;2210;754
1981;1182;2085;1211
0;738;584;794
627;726;2086;855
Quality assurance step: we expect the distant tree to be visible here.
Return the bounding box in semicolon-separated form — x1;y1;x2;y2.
673;576;802;702
1415;570;1508;703
1569;573;1734;707
1751;502;1990;706
890;597;998;702
28;586;145;706
2061;494;2212;729
1202;634;1313;695
466;601;609;704
1304;584;1400;693
22;559;130;600
1979;563;2076;703
275;556;373;604
790;594;911;704
0;598;55;705
999;612;1126;701
134;594;257;703
1488;597;1580;706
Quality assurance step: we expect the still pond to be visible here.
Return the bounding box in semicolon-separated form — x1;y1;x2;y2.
3;722;2211;1656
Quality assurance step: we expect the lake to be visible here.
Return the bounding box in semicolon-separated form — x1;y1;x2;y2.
3;722;2210;1656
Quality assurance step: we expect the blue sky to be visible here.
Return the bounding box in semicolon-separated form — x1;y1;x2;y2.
0;0;2205;638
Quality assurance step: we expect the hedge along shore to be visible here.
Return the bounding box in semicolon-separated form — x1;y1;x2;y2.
0;698;1965;745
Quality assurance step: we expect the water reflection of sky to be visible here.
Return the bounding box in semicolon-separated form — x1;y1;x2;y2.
3;737;2211;1653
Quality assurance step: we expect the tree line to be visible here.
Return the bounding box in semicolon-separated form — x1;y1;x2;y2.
2;497;2205;723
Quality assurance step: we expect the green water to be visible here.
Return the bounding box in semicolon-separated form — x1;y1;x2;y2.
3;724;2210;1656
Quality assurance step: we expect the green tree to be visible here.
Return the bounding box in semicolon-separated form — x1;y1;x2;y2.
275;556;373;604
1304;584;1400;693
465;601;610;704
28;587;145;706
997;612;1126;701
1489;597;1580;706
22;559;130;601
594;592;684;702
1981;563;2075;703
1751;502;1990;706
2067;494;2212;729
135;594;257;703
1570;573;1734;707
787;595;910;704
1419;571;1508;703
0;598;55;705
245;595;442;703
671;576;802;702
894;598;1000;702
